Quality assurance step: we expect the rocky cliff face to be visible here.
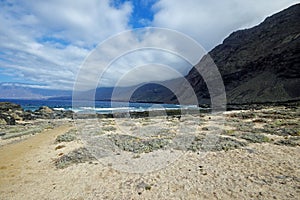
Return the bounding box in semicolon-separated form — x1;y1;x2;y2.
187;3;300;104
0;102;74;125
130;4;300;106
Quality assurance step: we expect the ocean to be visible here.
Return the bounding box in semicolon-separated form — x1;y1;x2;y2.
0;99;188;114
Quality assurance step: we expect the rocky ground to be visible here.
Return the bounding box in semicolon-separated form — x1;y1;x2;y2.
0;102;74;126
0;103;299;199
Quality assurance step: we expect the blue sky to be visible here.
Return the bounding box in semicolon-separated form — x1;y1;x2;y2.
0;0;298;90
113;0;157;28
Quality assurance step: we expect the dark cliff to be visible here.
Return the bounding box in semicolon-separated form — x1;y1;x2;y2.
130;4;300;105
186;3;300;104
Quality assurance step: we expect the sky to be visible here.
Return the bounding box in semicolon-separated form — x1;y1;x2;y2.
0;0;299;90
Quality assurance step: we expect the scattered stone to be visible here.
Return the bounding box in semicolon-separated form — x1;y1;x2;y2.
202;127;209;131
133;154;141;159
136;181;152;194
55;145;66;150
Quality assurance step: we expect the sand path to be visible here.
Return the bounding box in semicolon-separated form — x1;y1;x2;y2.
0;125;73;187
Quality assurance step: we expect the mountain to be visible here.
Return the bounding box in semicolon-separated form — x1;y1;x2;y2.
0;83;72;99
129;3;300;105
54;4;300;106
70;84;178;103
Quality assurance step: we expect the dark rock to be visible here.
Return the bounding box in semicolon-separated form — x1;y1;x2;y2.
55;145;66;150
186;4;300;105
0;102;24;124
0;102;22;112
0;102;75;123
21;111;35;120
34;106;55;119
61;110;74;119
0;113;16;125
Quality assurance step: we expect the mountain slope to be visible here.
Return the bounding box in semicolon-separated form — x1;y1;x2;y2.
188;3;300;104
130;3;300;105
0;83;72;99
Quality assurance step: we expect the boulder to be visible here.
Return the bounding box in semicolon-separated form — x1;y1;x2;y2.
38;106;54;113
21;111;35;120
0;113;16;125
0;102;23;124
34;106;55;119
0;102;22;112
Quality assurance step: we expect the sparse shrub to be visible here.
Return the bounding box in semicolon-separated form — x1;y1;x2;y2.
111;134;170;153
240;132;270;143
188;136;246;152
2;127;43;139
102;126;117;132
224;130;236;136
274;136;300;147
55;130;77;143
54;147;95;169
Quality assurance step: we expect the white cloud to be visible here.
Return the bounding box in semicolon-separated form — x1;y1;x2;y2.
75;28;206;90
100;50;192;87
152;0;299;50
0;82;51;89
0;0;298;91
0;0;133;89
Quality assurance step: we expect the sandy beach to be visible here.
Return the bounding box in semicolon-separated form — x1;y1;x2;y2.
0;106;299;199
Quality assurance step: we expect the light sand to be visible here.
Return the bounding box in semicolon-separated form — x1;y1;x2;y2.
0;110;299;199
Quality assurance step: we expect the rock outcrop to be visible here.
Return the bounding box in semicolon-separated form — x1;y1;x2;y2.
186;3;300;104
0;102;24;125
0;102;74;125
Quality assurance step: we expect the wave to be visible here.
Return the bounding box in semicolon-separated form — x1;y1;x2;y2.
53;108;66;111
71;105;194;114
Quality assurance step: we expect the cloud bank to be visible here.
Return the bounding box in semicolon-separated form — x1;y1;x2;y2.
0;0;132;89
0;0;298;90
152;0;299;50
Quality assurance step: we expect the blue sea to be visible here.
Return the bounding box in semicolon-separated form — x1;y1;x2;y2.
0;99;191;114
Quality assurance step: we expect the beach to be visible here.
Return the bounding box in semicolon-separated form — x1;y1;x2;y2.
0;105;299;199
1;2;299;199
